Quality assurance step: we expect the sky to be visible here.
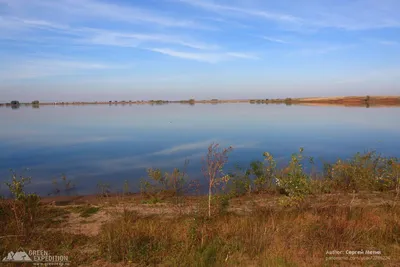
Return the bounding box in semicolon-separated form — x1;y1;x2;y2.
0;0;400;102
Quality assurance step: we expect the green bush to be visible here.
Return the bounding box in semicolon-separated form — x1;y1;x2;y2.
329;152;399;192
256;155;277;192
274;148;311;206
141;162;192;204
5;170;33;200
226;164;252;197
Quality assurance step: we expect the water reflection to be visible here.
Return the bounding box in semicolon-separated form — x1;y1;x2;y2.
0;104;399;195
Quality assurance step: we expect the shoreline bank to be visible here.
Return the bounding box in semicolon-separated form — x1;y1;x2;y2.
1;95;400;107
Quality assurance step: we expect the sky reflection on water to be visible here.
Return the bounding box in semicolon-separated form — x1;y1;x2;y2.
1;104;399;196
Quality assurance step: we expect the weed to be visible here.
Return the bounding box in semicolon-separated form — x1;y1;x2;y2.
122;180;130;195
50;174;75;196
97;182;111;197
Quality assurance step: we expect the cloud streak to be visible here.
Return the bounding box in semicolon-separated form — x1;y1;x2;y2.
82;30;220;50
0;58;123;80
148;48;258;63
175;0;400;31
175;0;300;23
1;0;204;28
262;36;289;44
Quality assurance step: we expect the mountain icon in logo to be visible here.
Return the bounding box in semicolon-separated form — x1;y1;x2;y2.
2;249;33;262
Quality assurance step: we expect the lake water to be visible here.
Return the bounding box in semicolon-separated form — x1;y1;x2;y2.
1;104;400;196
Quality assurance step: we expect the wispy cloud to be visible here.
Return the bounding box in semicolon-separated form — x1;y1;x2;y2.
175;0;400;31
0;15;219;52
0;58;122;80
197;16;251;29
335;68;400;84
82;30;219;50
291;44;356;56
262;36;289;44
148;48;258;63
377;40;399;46
303;2;400;31
1;0;204;29
175;0;300;23
1;0;400;97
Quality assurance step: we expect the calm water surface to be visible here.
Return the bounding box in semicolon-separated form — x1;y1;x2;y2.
1;104;400;196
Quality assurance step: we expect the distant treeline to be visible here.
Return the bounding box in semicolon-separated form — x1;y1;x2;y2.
1;96;399;108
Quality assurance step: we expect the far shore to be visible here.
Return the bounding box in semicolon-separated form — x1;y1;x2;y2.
1;95;400;107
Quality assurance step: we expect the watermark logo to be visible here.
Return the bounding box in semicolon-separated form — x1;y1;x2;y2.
2;248;33;263
325;249;391;262
2;248;70;266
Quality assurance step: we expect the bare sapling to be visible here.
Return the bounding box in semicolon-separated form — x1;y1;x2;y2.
202;143;233;217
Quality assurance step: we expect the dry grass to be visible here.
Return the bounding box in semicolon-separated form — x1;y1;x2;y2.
1;192;400;266
95;194;400;266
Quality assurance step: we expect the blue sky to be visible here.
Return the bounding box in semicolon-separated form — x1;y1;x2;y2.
0;0;400;102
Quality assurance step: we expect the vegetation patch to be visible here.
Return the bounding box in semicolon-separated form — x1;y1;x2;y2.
68;205;100;218
1;143;400;266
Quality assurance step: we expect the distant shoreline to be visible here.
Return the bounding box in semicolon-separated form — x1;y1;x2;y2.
1;95;400;107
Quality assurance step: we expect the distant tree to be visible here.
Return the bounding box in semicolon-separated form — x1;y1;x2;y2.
10;101;20;109
365;95;370;102
284;98;293;106
32;100;39;105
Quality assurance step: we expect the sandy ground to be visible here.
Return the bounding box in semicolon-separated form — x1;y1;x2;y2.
45;192;399;237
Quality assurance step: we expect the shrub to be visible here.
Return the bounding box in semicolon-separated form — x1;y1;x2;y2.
226;164;252;197
2;171;41;240
272;148;311;206
329;152;399;192
141;161;193;204
256;155;277;193
5;170;32;200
